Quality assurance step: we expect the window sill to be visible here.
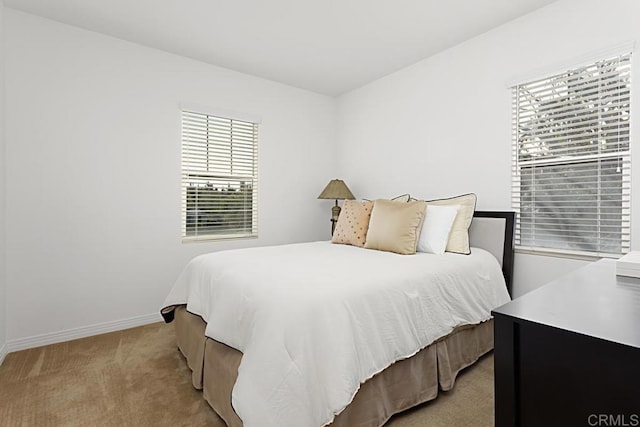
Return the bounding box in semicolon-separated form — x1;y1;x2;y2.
182;233;258;243
515;246;623;262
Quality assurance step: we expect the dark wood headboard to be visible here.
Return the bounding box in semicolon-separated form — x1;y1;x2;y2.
470;211;515;296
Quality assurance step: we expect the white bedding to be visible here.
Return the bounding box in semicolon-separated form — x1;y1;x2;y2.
162;241;510;427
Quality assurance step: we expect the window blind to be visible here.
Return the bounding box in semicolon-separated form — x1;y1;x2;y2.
181;110;258;241
512;52;631;256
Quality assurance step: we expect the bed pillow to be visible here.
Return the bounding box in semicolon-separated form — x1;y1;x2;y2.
363;194;411;203
331;200;374;247
425;193;477;255
389;194;411;203
417;204;460;254
364;199;427;255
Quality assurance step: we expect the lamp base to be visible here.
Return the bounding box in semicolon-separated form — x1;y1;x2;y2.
330;203;342;235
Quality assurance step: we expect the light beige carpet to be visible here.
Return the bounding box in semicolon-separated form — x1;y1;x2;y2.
0;322;494;426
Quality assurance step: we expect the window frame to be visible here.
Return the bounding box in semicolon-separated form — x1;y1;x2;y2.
511;52;632;258
180;106;259;242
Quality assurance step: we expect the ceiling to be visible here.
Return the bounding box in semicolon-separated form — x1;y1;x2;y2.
4;0;559;96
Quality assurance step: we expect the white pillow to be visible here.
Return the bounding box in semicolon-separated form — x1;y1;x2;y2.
417;205;460;254
424;194;476;254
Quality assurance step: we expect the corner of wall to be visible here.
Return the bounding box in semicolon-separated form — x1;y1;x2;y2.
0;343;7;366
0;0;7;366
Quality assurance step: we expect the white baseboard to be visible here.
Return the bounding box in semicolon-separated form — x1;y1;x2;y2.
6;312;163;353
0;341;8;366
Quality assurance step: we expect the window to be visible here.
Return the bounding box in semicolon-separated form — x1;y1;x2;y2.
181;108;258;241
511;52;631;256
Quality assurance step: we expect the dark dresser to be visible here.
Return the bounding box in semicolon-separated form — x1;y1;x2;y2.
492;259;640;427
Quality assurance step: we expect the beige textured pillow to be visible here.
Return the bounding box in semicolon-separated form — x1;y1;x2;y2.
364;199;427;255
425;193;477;254
331;200;374;247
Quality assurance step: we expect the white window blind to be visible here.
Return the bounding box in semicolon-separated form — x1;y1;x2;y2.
181;109;258;241
512;52;631;256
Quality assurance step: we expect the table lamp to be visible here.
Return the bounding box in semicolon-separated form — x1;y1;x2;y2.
317;179;355;235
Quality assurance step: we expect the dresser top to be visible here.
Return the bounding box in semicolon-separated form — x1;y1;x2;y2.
493;259;640;349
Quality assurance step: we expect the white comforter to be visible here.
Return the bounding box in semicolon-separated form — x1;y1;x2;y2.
162;241;510;427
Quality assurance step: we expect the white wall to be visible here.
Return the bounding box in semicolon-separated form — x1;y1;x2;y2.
4;10;336;343
336;0;640;297
4;0;638;347
0;2;7;362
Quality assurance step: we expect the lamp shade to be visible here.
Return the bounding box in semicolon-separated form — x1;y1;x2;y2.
317;179;355;200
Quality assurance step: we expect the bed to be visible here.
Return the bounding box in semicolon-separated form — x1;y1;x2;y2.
161;210;515;427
